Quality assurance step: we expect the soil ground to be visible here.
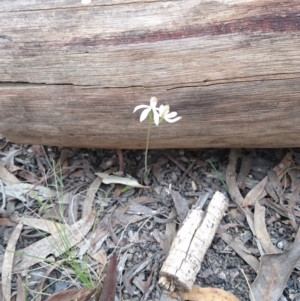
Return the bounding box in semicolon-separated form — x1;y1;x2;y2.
0;140;300;301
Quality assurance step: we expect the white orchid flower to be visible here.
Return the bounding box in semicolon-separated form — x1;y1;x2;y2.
133;97;160;126
81;0;91;4
158;104;182;123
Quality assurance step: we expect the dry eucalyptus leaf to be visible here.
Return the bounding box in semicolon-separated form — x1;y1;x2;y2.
0;218;16;227
21;217;65;235
254;202;278;254
0;164;20;185
2;222;23;301
46;287;97;301
287;167;300;190
237;151;253;190
251;227;300;301
17;169;39;184
226;149;244;207
286;182;300;231
29;145;46;157
90;248;107;266
152;156;169;179
167;187;189;222
265;170;283;203
4;183;56;204
99;253;118;301
96;172;149;188
219;232;259;273
1;148;22;169
16;274;26;301
163;208;177;254
242;151;292;207
11;210;96;273
126;202;156;216
82;177;101;218
170;285;240;301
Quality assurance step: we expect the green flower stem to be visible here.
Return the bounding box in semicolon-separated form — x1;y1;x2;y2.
144;118;152;178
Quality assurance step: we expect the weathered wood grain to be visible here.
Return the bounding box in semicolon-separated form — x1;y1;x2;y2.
0;0;300;148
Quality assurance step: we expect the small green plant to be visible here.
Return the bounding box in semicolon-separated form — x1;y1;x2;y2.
208;159;229;192
133;96;181;178
20;162;100;299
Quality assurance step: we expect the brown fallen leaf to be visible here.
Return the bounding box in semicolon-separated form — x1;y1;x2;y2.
46;287;98;301
226;149;244;207
29;145;46;157
287;167;300;190
152;156;169;179
254;202;278;254
2;148;22;171
226;150;257;236
170;285;240;301
20;217;66;235
95;172;149;188
9;210;96;273
90;248;107;266
250;227;300;301
237;151;253;190
265;170;283;204
286;182;300;231
17;169;39;184
100;155;118;170
98;253;118;301
56;148;70;167
116;149;124;173
167;187;189;222
219;232;259;273
163;208;177;254
0;218;16;227
242;151;293;207
82;177;101;219
16;274;26;301
0;164;20;185
113;184;123;198
2;222;23;301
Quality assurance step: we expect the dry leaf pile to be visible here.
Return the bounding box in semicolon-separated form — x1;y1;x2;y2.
0;140;300;301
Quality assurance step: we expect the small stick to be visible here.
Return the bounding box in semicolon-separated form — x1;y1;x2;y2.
179;160;195;184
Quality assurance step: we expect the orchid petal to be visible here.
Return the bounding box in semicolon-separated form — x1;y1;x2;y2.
158;105;169;117
166;111;177;118
164;116;182;123
140;108;151;122
133;104;149;113
150;97;157;108
153;110;160;126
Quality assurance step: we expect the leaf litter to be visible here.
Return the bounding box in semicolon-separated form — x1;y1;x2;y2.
0;143;300;300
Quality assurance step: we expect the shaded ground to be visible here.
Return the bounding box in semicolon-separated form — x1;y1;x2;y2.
0;139;300;301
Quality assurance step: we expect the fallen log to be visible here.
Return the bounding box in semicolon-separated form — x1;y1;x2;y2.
0;0;300;148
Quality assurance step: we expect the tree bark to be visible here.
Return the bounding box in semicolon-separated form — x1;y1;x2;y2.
0;0;300;148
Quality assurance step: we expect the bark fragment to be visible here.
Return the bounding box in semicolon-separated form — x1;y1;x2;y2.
159;191;228;292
